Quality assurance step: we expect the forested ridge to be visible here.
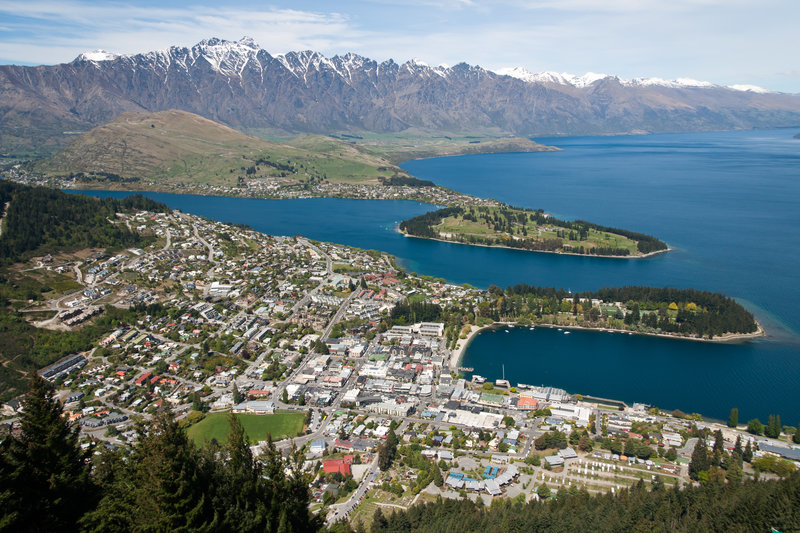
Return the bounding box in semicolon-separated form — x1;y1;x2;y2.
399;206;667;256
0;181;168;263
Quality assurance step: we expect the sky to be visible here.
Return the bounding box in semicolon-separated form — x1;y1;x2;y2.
0;0;798;93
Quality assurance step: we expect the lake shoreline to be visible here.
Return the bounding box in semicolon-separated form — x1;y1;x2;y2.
399;229;671;260
452;320;766;370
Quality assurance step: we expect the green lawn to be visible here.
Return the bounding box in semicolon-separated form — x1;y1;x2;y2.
435;206;640;255
187;411;305;446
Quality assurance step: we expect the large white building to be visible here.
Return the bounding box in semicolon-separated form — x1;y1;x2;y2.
548;403;592;423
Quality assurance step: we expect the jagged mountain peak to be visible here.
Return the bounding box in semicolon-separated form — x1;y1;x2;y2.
74;49;120;63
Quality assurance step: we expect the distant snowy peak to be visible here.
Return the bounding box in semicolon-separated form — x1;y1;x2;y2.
494;66;777;93
728;84;774;94
75;50;120;62
494;67;608;87
625;77;714;89
494;67;607;88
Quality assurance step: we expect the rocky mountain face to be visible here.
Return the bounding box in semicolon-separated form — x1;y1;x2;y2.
2;37;800;155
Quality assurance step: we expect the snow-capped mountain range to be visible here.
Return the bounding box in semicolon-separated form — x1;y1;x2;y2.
1;37;798;155
77;39;774;93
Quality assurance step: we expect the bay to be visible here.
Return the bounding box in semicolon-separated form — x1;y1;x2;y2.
72;128;800;423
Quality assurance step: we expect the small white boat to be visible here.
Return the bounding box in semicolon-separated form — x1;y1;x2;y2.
564;331;571;335
529;327;535;331
557;328;563;331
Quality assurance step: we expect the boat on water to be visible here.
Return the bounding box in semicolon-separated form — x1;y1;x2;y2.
505;330;510;333
557;328;563;331
529;327;535;330
564;331;571;335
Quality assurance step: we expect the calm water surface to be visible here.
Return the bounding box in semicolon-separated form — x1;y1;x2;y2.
75;128;800;422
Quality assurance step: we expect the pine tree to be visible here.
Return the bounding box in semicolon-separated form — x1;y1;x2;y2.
794;423;800;445
432;463;444;487
207;413;269;532
84;409;214;532
232;382;242;404
712;429;725;467
371;507;388;532
765;414;782;438
733;435;744;467
0;375;94;532
743;440;754;463
689;437;710;480
728;407;739;428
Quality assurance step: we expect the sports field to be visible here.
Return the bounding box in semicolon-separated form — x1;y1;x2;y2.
187;411;305;446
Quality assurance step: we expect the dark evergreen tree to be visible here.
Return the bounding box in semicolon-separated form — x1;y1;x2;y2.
765;414;782;438
689;437;710;480
712;429;725;467
232;382;243;404
0;375;94;532
744;441;754;463
728;407;739;428
733;435;744;467
378;428;398;471
794;423;800;445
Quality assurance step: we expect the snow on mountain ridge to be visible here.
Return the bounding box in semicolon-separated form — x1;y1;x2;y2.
494;66;775;93
494;67;607;87
729;84;774;94
75;50;120;62
192;37;261;75
72;39;777;93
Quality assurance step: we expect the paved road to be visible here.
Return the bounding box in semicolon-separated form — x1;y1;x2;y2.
325;420;410;525
299;238;332;275
193;223;216;263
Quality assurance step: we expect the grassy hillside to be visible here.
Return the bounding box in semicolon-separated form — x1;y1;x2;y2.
30;110;413;188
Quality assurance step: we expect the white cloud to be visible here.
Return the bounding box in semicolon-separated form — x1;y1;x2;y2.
0;1;358;63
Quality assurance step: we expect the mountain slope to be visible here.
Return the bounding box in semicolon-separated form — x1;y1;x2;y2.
30;109;415;188
2;37;800;155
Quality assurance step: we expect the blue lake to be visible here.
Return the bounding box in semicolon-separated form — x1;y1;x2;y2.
74;127;800;423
